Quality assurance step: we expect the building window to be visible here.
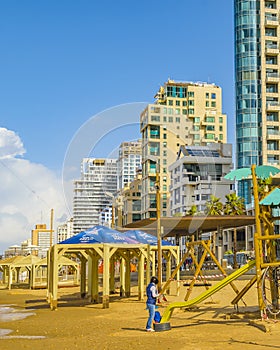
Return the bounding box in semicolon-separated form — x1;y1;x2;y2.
211;101;216;107
194;117;200;123
219;126;223;131
151;115;160;122
206;92;209;99
188;100;194;106
168;116;173;122
205;133;215;139
168;100;173;106
219;134;223;140
206;101;209;107
219;117;223;123
182;109;187;115
188;108;194;115
176;117;180;123
182;101;187;106
176;100;180;106
211;93;216;99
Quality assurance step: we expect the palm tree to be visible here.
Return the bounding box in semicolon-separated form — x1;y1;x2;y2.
223;192;246;268
223;192;246;215
205;195;223;215
186;205;197;216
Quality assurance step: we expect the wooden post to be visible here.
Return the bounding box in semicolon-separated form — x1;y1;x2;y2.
90;253;99;303
120;258;125;296
102;245;110;308
80;255;87;299
50;245;58;310
125;254;131;297
138;250;145;301
109;258;115;294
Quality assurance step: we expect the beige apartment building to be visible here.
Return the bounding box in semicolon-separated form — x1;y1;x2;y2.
116;170;142;227
140;79;227;219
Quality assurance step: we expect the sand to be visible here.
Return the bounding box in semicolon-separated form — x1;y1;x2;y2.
0;278;280;350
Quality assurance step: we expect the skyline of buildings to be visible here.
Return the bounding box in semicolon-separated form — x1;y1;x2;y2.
4;0;280;256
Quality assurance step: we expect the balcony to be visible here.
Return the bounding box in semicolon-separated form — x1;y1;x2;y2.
267;131;280;140
266;101;280;111
265;15;279;26
266;72;280;83
265;44;279;54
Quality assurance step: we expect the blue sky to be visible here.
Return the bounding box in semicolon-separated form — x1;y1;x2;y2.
0;0;234;252
1;0;234;170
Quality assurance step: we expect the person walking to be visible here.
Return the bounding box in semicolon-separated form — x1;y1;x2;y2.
145;276;160;332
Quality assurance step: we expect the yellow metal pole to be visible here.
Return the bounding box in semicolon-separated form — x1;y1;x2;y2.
251;164;265;316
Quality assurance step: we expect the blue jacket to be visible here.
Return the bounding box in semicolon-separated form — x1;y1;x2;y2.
146;282;157;305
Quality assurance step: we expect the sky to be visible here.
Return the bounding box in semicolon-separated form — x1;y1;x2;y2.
0;0;235;254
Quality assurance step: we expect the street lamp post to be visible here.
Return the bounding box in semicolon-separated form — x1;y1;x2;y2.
155;161;162;289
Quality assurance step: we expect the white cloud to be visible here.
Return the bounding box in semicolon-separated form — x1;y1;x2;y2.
0;128;70;254
0;127;25;159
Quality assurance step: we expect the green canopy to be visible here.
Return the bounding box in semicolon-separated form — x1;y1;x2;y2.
224;165;280;181
259;188;280;206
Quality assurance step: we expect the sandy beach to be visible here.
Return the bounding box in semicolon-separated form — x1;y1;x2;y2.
1;278;280;350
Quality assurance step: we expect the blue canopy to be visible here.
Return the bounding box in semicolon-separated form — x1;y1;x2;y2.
124;230;174;246
59;225;140;245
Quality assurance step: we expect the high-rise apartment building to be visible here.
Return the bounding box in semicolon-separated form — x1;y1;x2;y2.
235;0;280;200
140;79;227;219
72;158;117;235
117;140;142;190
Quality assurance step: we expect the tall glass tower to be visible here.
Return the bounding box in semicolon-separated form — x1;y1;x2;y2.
234;0;280;201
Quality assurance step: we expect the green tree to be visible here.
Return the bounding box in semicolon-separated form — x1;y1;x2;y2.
186;205;198;216
223;192;246;215
205;195;223;215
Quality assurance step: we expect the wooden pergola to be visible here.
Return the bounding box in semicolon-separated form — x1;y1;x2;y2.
0;255;79;290
47;242;179;310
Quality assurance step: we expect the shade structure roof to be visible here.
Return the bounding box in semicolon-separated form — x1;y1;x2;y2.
59;225;140;245
123;215;256;237
224;165;280;181
124;230;174;246
260;188;280;206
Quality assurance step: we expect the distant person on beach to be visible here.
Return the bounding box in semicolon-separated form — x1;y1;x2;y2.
145;276;160;332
